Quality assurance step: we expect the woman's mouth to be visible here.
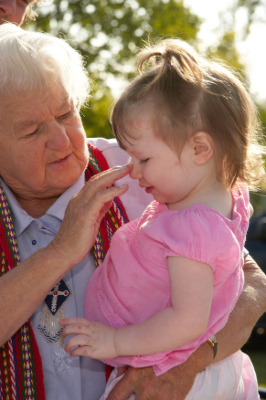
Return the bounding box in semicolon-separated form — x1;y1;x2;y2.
49;154;72;166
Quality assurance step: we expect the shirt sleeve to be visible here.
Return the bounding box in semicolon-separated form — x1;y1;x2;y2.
152;206;242;273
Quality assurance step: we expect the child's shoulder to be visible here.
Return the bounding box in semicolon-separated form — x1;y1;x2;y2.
141;203;239;271
142;201;228;235
141;193;248;233
231;185;250;211
230;185;250;227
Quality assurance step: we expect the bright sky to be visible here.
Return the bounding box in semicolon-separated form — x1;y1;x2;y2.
184;0;266;103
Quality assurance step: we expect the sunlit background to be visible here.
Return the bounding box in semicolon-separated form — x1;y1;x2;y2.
185;0;266;102
31;0;266;139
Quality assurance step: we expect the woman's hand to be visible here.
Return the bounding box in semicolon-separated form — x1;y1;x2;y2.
61;317;118;360
49;164;131;268
105;343;211;400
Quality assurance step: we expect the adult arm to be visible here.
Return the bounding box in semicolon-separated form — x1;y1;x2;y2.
214;254;266;361
106;255;266;400
0;165;130;346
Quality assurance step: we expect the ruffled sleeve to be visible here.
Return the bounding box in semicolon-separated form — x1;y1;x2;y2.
146;205;242;276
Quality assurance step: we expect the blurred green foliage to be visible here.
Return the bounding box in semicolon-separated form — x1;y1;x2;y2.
207;31;246;76
28;0;201;138
31;0;200;78
28;0;266;148
81;87;114;138
237;0;266;35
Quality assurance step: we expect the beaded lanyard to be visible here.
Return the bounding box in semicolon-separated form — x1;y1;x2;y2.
0;143;129;399
0;185;45;400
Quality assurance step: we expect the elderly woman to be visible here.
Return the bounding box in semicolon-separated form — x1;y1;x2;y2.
0;23;265;400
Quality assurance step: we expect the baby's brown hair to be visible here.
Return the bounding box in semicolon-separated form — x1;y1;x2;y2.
111;39;265;190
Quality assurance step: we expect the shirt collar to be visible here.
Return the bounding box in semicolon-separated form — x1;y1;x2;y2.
0;173;85;237
44;173;85;221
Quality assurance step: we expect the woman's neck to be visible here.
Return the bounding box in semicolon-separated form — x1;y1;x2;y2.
13;193;62;219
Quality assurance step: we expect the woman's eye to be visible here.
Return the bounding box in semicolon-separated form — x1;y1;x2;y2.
140;158;149;164
59;111;71;120
24;128;39;137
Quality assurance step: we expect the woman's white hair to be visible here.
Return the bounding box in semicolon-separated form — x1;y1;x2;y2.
0;23;90;108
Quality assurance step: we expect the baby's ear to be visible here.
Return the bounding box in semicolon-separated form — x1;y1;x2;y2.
189;131;214;165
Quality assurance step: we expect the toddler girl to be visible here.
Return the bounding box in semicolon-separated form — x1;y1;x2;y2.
62;39;265;399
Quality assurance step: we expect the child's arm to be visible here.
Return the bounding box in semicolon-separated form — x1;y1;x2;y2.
98;255;266;400
61;257;213;359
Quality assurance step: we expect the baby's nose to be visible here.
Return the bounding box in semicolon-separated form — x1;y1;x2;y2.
129;164;142;180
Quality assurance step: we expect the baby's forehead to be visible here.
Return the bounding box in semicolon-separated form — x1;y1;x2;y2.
127;115;153;132
114;100;169;149
118;130;142;151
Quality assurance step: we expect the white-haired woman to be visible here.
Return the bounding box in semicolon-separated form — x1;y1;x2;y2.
0;23;264;400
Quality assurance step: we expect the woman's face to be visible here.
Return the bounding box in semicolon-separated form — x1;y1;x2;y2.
0;0;30;26
0;88;89;200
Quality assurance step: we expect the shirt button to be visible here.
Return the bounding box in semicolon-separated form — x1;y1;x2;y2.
32;240;37;245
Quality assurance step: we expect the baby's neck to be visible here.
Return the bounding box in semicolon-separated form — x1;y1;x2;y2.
167;180;233;220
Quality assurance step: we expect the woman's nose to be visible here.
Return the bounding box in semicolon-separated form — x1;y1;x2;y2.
46;123;71;151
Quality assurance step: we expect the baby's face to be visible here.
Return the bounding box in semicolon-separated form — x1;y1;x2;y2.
124;114;199;208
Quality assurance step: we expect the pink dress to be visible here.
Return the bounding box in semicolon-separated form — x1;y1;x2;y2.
85;188;249;376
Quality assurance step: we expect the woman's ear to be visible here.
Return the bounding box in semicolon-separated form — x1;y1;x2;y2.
189;132;214;165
